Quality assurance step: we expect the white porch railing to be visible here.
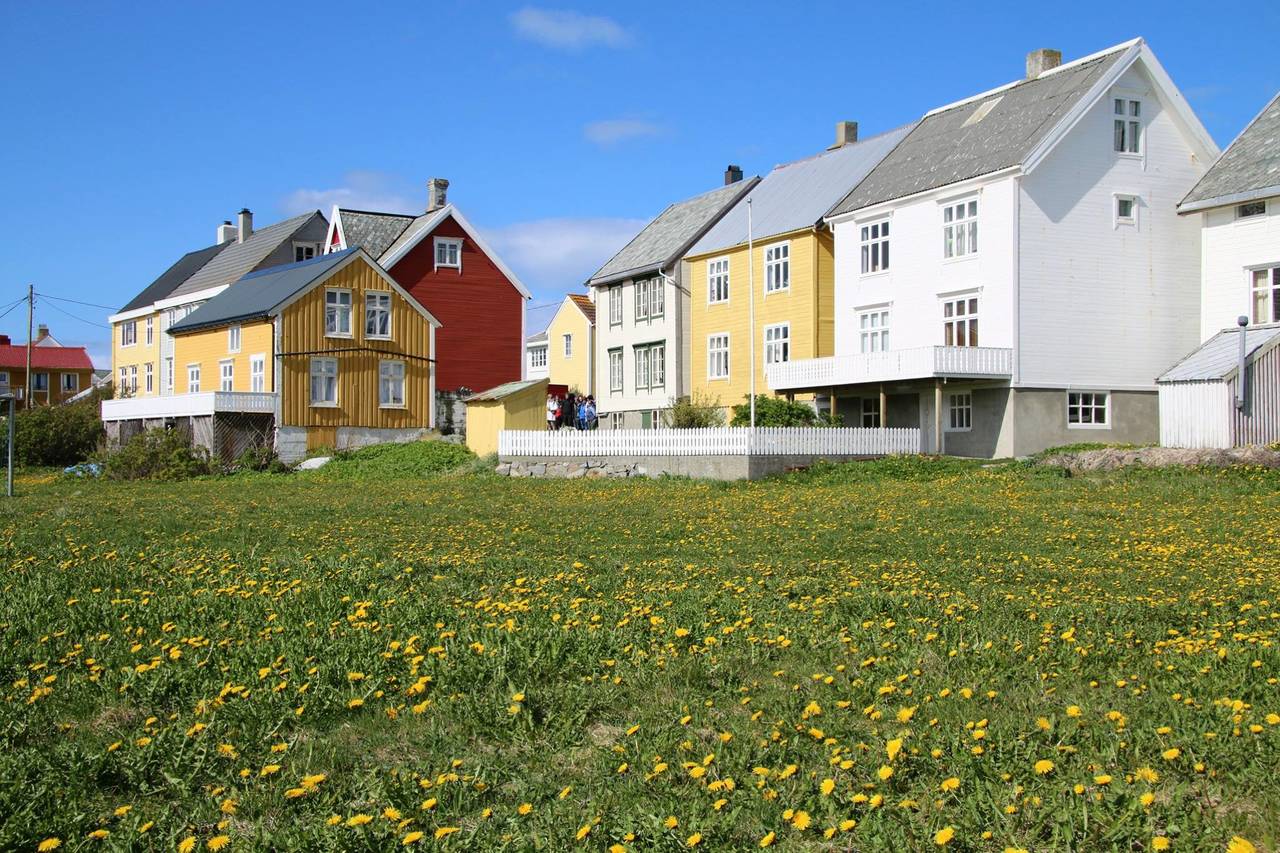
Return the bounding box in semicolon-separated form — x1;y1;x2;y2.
101;391;277;421
499;427;920;457
768;345;1013;391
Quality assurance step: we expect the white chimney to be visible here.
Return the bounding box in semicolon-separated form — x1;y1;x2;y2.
216;220;237;243
1026;48;1062;79
426;178;449;212
237;208;253;244
829;121;858;150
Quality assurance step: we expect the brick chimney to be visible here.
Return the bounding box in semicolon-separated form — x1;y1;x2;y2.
0;335;10;346
1026;48;1062;79
724;164;743;185
217;220;237;243
829;121;858;150
35;324;49;344
237;208;253;243
427;178;450;212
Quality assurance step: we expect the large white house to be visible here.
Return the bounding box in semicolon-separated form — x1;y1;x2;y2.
768;39;1218;457
586;170;757;428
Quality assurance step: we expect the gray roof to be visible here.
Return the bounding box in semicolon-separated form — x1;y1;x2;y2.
379;209;444;265
1158;324;1280;382
119;240;230;312
339;209;415;258
170;211;327;299
526;330;548;345
170;250;357;334
690;125;914;256
588;180;758;286
465;377;547;402
830;47;1128;215
1179;91;1280;212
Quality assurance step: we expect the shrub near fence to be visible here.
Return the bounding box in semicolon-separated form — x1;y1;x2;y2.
499;427;921;457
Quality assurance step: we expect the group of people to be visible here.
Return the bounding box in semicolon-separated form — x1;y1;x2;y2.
547;393;598;431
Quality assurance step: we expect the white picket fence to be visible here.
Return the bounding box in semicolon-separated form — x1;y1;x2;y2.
499;427;920;457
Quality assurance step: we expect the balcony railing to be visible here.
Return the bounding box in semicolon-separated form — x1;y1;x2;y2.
101;391;277;421
767;346;1013;392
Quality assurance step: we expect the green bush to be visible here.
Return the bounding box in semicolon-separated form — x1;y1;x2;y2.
1;391;107;467
103;428;212;481
231;444;289;475
662;390;725;428
730;395;839;428
311;440;475;480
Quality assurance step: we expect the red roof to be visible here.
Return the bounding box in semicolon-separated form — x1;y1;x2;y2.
0;344;94;371
568;294;596;324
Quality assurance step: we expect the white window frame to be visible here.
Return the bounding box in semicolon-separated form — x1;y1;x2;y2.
635;345;651;390
764;241;790;293
144;363;153;394
707;333;730;380
227;324;242;353
860;219;890;275
649;342;665;388
858;308;890;353
608;348;623;393
128;366;137;394
250;354;265;393
1067;391;1110;429
32;372;49;392
942;197;978;259
650;278;665;318
707;257;730;304
635;278;650;321
563;333;573;358
609;412;624;430
434;237;462;271
219;359;234;392
294;242;319;263
1236;200;1267;221
145;316;154;346
1113;97;1142;155
61;372;79;393
187;363;201;394
1250;266;1280;325
365;291;392;340
764;322;790;365
942;295;979;348
1114;193;1139;228
609;286;622;326
120;321;137;348
164;357;174;393
946;392;972;432
309;357;338;407
530;345;547;369
325;288;353;338
379;360;406;408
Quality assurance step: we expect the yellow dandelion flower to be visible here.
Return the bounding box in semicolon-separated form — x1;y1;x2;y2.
759;831;776;847
575;823;592;841
877;765;894;781
88;830;109;840
347;814;373;827
38;840;62;852
886;738;903;762
1066;706;1081;717
1094;774;1112;786
434;827;459;840
113;805;132;817
791;811;811;831
687;832;703;846
940;777;960;792
934;826;955;846
820;778;835;796
1152;837;1170;850
609;846;627;853
1034;759;1054;775
559;786;572;799
420;798;437;811
402;831;423;845
517;803;533;816
1161;748;1181;761
383;807;402;821
839;819;856;831
178;836;197;852
664;816;679;829
207;837;230;851
1227;839;1256;853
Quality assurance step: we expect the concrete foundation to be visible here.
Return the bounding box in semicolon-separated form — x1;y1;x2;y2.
499;453;881;481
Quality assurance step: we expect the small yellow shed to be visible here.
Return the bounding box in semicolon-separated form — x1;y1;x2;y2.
465;378;550;456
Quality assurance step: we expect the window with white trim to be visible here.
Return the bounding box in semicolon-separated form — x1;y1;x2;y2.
943;297;979;347
187;364;201;393
144;363;153;394
1068;391;1109;427
765;242;790;292
228;324;241;353
859;309;889;353
1237;201;1266;220
861;397;880;428
61;372;79;393
145;316;154;346
120;321;136;347
764;323;790;365
609;286;622;325
164;357;174;392
379;360;405;407
636;278;650;321
1251;267;1280;325
310;357;337;406
128;366;137;394
947;392;972;431
365;292;392;339
32;372;49;392
650;343;665;387
294;242;318;263
635;345;650;390
707;257;730;304
707;333;730;379
218;359;233;391
609;412;624;429
860;220;890;274
943;199;978;258
608;348;623;392
1115;195;1137;227
250;354;265;393
650;278;664;318
563;333;573;358
325;289;352;336
1113;98;1141;154
434;237;462;270
530;346;547;369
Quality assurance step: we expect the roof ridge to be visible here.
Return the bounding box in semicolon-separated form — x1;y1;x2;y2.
338;207;418;218
769;122;919;171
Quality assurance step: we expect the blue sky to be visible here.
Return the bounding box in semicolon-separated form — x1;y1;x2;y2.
2;1;1277;366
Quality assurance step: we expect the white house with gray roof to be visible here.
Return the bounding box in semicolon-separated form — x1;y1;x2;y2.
769;39;1218;457
587;170;757;428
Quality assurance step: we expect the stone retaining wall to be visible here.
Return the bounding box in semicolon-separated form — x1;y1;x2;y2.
497;453;882;481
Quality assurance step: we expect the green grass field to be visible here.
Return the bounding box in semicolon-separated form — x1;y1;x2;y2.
1;453;1277;851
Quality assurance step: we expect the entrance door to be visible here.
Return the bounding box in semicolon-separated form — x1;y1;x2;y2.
640;410;652;429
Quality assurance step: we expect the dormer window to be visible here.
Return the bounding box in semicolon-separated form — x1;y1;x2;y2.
435;237;462;270
294;242;319;263
1113;98;1142;154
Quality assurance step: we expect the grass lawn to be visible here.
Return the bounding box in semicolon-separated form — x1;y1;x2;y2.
1;456;1277;851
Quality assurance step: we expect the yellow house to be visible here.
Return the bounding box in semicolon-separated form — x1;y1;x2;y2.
464;378;549;456
546;294;595;395
684;123;910;419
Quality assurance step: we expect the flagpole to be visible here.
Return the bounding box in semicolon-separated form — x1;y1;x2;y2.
747;198;756;430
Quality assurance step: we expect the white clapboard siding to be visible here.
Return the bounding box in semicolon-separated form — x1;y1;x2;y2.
499;428;921;457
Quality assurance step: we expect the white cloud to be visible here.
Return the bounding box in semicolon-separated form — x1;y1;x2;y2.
482;216;646;304
583;118;664;147
281;171;420;217
510;7;629;50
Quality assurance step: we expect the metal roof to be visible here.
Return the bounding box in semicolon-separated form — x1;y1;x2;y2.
689;125;914;256
1158;324;1280;382
170;211;327;299
338;209;415;258
170;250;357;333
465;377;548;402
829;47;1127;215
588;179;758;286
526;330;549;345
1179;91;1280;212
119;240;230;312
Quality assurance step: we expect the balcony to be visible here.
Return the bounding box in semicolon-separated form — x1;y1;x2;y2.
767;346;1013;392
101;391;277;421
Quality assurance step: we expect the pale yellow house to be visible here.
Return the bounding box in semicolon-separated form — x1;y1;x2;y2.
684;123;911;418
465;378;549;456
546;294;595;395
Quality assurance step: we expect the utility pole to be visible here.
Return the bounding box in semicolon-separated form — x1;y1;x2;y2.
747;199;756;430
24;285;33;409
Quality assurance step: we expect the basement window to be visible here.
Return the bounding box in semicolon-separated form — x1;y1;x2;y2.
1067;391;1110;428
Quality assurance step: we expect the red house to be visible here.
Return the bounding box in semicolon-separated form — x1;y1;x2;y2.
325;178;530;395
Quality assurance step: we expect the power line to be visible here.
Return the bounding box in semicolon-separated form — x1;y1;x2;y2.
0;297;27;323
35;292;118;311
37;297;110;329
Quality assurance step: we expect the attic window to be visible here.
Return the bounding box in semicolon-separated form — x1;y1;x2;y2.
962;96;1003;128
294;242;319;263
435;237;462;270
